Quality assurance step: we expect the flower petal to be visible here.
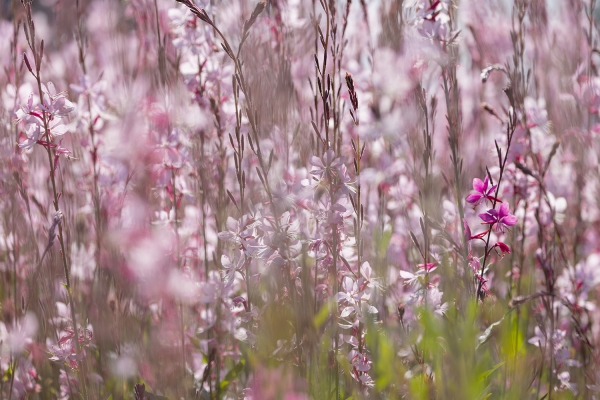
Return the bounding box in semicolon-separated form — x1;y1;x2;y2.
472;178;485;192
502;215;518;226
466;193;483;204
498;202;510;217
479;212;496;224
496;242;511;253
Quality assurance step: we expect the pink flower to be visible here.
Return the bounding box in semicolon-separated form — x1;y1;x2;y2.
494;241;511;255
468;253;481;273
49;327;93;369
221;251;245;288
218;215;259;246
309;149;343;180
479;203;518;233
466;176;499;207
39;82;75;118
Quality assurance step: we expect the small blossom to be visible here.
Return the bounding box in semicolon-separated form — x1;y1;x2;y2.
479;203;518;233
309;149;343;180
557;371;577;394
221;251;245;288
218;215;259;246
466;176;499;207
468;253;481;274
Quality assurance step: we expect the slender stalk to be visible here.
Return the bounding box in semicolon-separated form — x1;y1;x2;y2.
21;4;89;395
441;63;469;299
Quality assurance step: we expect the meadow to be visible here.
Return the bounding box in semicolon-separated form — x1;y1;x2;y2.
0;0;599;398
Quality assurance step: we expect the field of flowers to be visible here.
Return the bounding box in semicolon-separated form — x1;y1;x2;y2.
1;0;599;398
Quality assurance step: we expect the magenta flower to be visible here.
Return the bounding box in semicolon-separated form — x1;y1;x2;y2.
466;176;499;207
494;241;511;255
479;203;518;233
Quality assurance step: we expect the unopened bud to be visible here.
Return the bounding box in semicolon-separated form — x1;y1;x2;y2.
23;53;33;74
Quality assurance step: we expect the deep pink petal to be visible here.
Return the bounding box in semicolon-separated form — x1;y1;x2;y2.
487;208;499;218
466;193;483;204
463;219;472;240
479;212;496;224
498;202;510;217
496;242;511;253
502;215;518;226
472;178;485;192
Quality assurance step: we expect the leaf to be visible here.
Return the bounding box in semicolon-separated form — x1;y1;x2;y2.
220;360;245;391
314;300;334;329
477;316;505;349
373;331;394;390
61;282;72;295
479;362;505;382
377;229;392;257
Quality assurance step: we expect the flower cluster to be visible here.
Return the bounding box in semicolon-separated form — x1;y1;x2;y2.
16;82;74;151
